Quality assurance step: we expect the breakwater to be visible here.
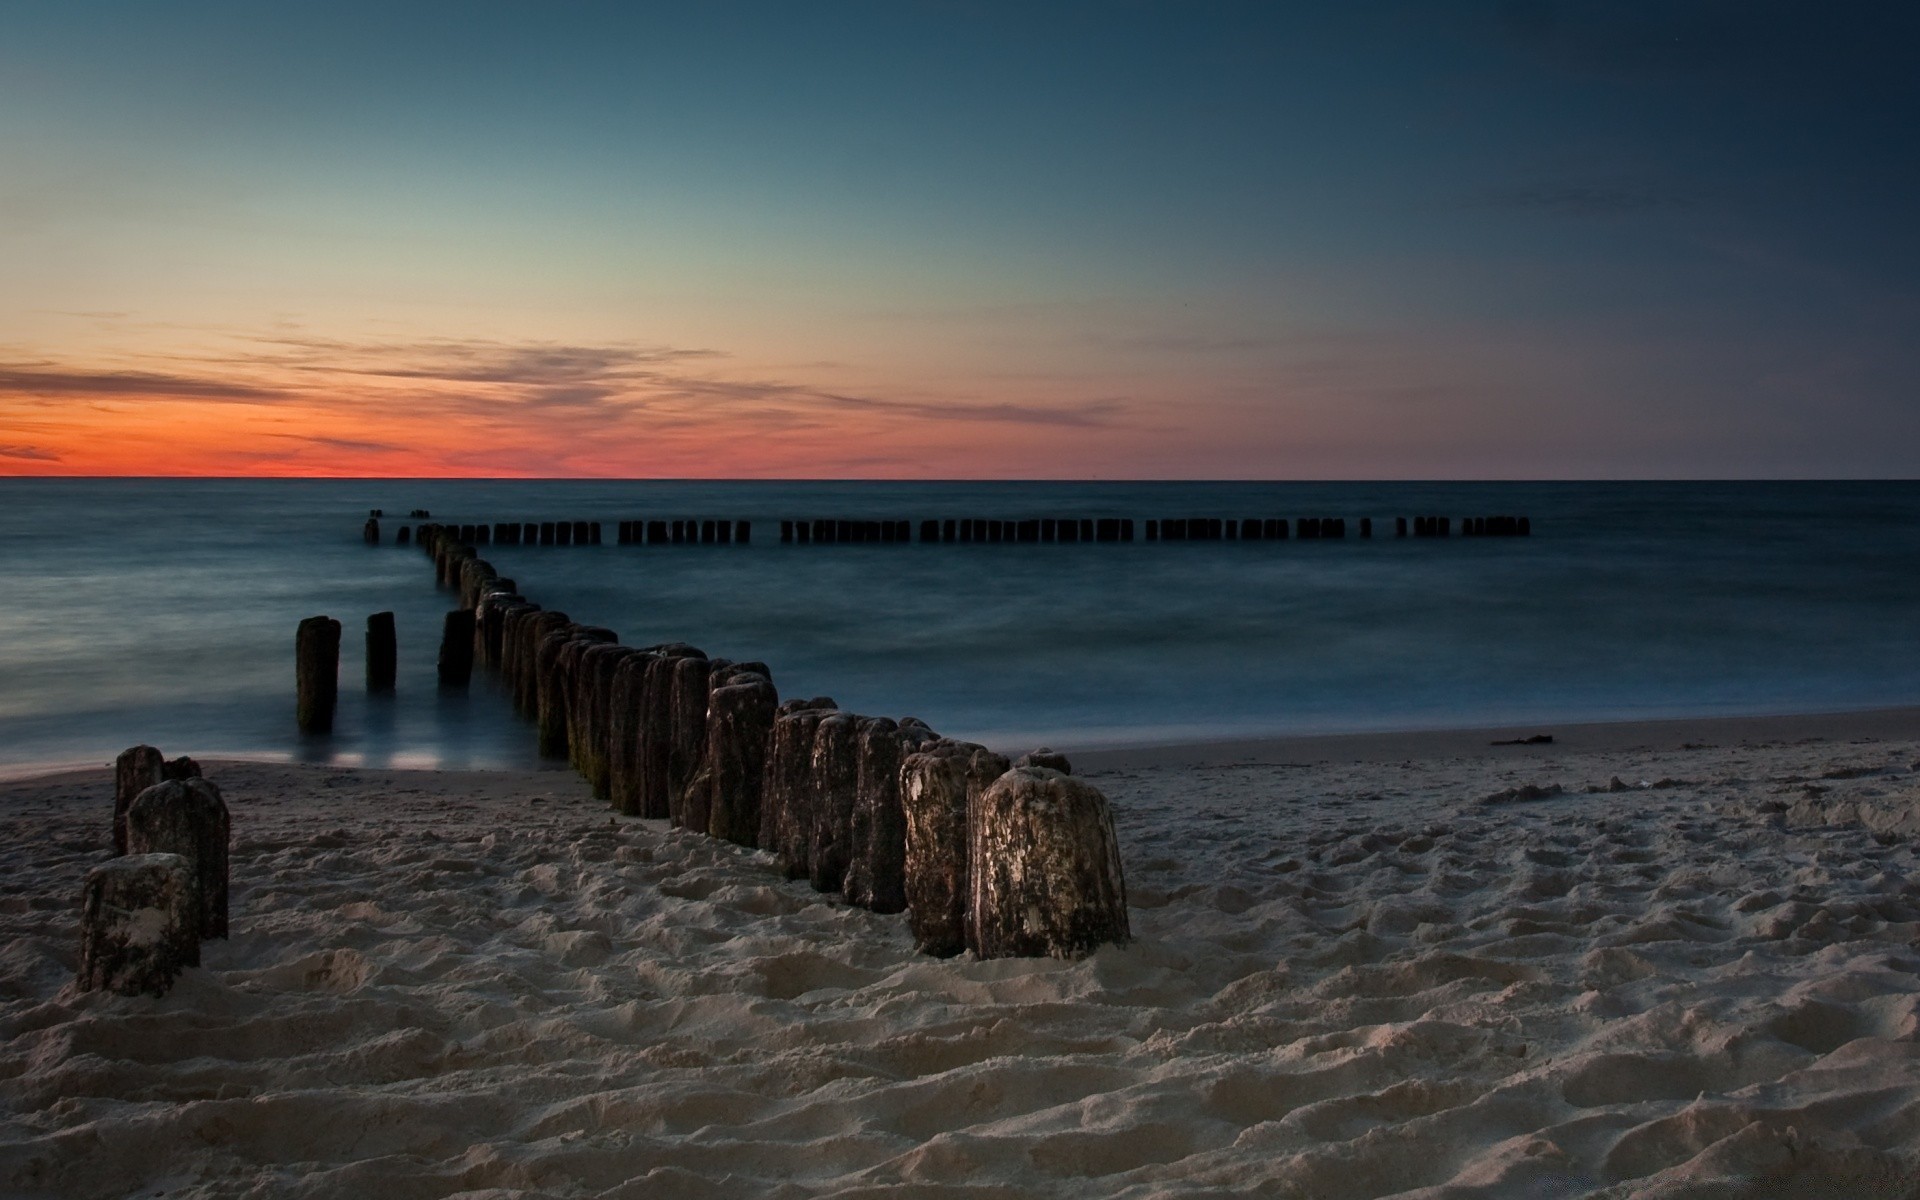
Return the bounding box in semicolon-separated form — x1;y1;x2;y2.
376;524;1130;959
363;513;1532;547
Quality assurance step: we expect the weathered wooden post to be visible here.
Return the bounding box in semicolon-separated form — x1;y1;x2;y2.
701;666;779;846
438;610;476;688
636;644;705;819
366;611;397;691
808;711;862;893
570;642;629;798
844;716;939;913
77;853;199;996
900;740;1010;957
112;745;164;856
763;698;837;872
126;776;231;939
666;654;715;828
516;611;571;715
608;650;655;816
969;765;1129;958
362;516;380;544
1015;747;1071;773
540;627;615;759
295;616;341;733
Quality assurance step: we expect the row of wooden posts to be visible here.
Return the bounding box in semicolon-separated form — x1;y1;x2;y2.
299;523;1132;959
362;513;1532;547
77;748;230;996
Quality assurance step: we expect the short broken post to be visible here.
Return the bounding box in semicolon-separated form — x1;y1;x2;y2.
78;854;200;997
125;776;231;940
968;764;1129;959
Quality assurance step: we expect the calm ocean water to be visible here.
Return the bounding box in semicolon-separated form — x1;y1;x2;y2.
3;479;1919;776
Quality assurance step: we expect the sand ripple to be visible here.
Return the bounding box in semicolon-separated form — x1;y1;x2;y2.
5;742;1920;1197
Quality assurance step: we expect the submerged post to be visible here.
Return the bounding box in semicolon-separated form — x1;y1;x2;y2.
366;611;397;691
295;616;341;733
438;610;476;687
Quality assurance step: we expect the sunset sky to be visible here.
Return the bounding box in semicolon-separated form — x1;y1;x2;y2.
4;2;1918;478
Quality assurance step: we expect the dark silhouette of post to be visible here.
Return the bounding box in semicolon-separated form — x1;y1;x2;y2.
295;616;341;733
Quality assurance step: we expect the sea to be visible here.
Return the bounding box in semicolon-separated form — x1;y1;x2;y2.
4;479;1919;777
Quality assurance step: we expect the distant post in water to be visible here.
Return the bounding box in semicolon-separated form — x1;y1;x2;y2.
295;616;341;733
366;611;397;691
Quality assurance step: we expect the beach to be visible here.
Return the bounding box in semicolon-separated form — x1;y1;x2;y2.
6;712;1920;1198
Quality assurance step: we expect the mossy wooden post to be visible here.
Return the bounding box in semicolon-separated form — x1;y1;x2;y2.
807;711;862;893
763;699;836;874
901;740;1009;957
844;716;940;913
366;611;397;691
295;616;341;733
438;610;476;687
702;667;779;846
78;853;199;997
126;777;231;940
968;765;1129;959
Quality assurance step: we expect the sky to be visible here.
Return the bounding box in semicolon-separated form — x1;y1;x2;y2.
3;1;1918;479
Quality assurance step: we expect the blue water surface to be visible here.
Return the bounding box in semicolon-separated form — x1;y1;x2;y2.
3;479;1917;773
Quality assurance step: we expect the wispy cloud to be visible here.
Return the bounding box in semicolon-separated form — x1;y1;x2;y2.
0;364;288;402
269;433;407;454
0;444;60;461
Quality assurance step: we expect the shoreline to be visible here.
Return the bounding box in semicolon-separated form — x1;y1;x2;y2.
8;702;1919;786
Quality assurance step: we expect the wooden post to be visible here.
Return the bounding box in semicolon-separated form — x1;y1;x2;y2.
667;655;714;828
845;717;939;913
295;616;341;733
900;740;1009;957
438;610;476;687
125;777;231;939
366;611;397;691
570;643;628;798
635;644;704;819
969;765;1129;959
763;699;837;870
78;853;199;996
112;745;164;856
362;517;380;544
701;667;779;845
807;711;861;894
607;650;651;815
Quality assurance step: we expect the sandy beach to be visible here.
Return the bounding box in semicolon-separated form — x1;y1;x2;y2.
6;712;1920;1198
